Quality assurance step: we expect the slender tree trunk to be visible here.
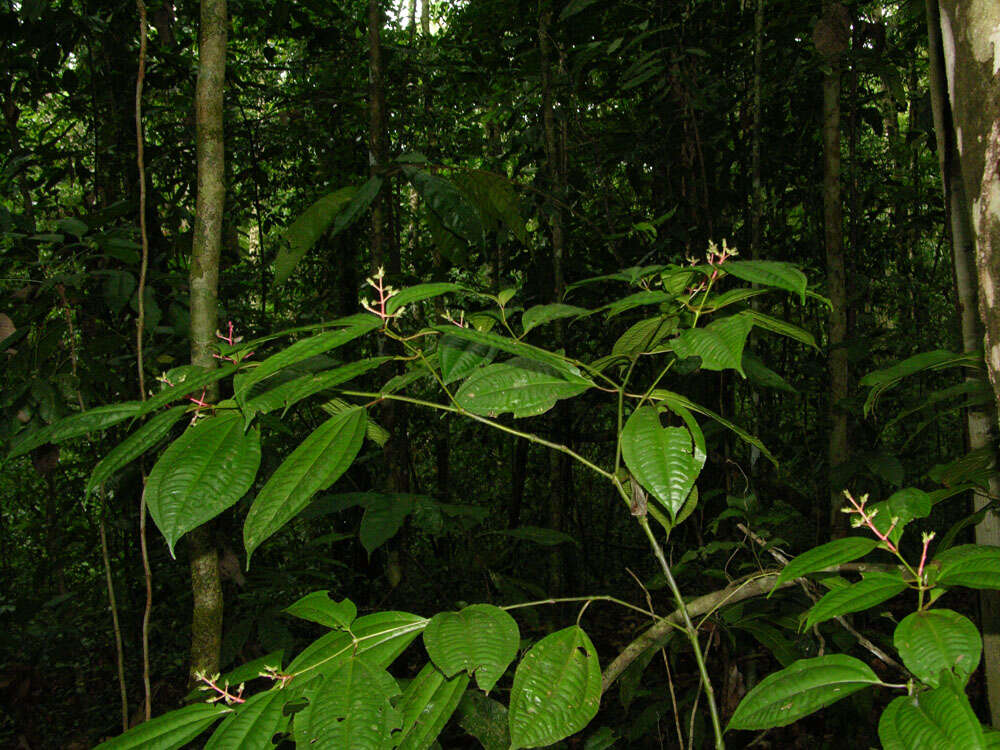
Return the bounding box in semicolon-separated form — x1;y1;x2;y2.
187;0;227;683
815;1;850;539
935;0;1000;725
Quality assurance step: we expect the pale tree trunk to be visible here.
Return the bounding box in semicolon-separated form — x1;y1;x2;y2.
935;0;1000;725
188;0;227;683
815;1;850;538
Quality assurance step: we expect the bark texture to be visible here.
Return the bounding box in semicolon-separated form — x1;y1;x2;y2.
187;0;227;682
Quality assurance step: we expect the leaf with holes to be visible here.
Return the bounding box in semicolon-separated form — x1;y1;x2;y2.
92;703;230;750
508;625;601;749
397;662;471;750
145;413;261;557
728;655;880;730
894;609;981;688
424;604;520;693
671;314;753;375
455;359;591;418
203;689;287;750
244;407;366;559
804;572;908;629
86;405;188;495
621;406;705;517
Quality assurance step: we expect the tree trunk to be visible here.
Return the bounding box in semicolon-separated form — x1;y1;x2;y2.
815;1;850;539
187;0;227;684
935;0;1000;725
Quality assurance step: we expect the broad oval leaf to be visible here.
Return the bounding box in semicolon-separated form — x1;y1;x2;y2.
727;655;879;730
284;591;357;631
359;493;416;556
521;304;589;335
397;662;471;750
405;167;486;245
243;358;390;415
867;487;932;544
331;176;383;236
244;407;366;559
203;689;286;750
771;537;879;592
86;405;189;495
439;334;497;384
274;187;356;285
287;611;427;678
455;359;591;418
385;282;467;314
894;609;981;687
879;684;986;750
612;316;677;356
721;260;808;301
145;413;262;557
933;545;1000;589
804;572;908;629
93;703;230;750
621;406;705;517
10;401;144;458
508;626;601;749
671;315;753;375
296;657;402;749
424;604;520;693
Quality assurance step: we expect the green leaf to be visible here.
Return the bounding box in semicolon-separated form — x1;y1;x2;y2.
275;187;356;285
103;269;136;314
879;682;986;750
9;401;144;458
455;359;591;418
359;493;416;556
804;572;908;629
933;545;1000;589
454;170;527;243
203;689;287;750
458;692;510;750
86;406;189;495
600;290;674;318
424;604;520;693
509;626;601;749
860;350;981;416
331;176;383;237
741;310;817;348
439;334;497;385
184;652;284;702
284;592;357;631
487;526;580;546
397;662;471;750
92;703;230;750
385;282;467;315
721;260;808;302
558;0;602;22
142;364;239;413
743;351;797;393
671;314;754;375
244;407;366;559
234;316;382;398
771;537;879;592
243;358;389;416
727;655;880;730
612;316;677;356
296;658;402;748
867;487;932;544
286;611;427;678
621;406;705;517
405;167;485;245
894;609;981;687
145;413;261;557
864;451;905;487
431;325;582;377
521;304;589;335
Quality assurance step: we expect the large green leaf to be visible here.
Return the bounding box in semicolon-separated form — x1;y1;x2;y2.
600;290;674;318
331;176;383;236
295;657;402;749
741;310;817;348
359;493;416;556
405;167;485;245
243;358;390;416
244;407;366;559
145;413;261;557
879;682;986;750
274;187;356;285
743;351;797;393
621;406;705;517
508;626;601;749
287;611;427;679
385;282;468;315
521;304;589;335
458;692;510;750
721;260;808;301
612;316;677;356
203;689;287;750
439;334;497;384
933;545;1000;589
234;316;382;398
455;359;591;418
424;604;520;693
93;703;230;750
397;662;471;750
9;401;144;458
867;487;932;544
431;325;582;377
86;406;188;495
671;314;753;375
804;572;908;629
284;592;357;631
727;655;880;730
894;609;981;687
453;170;527;243
771;537;879;592
860;350;981;416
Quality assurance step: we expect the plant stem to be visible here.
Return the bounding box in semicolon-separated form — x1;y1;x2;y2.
100;519;129;731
